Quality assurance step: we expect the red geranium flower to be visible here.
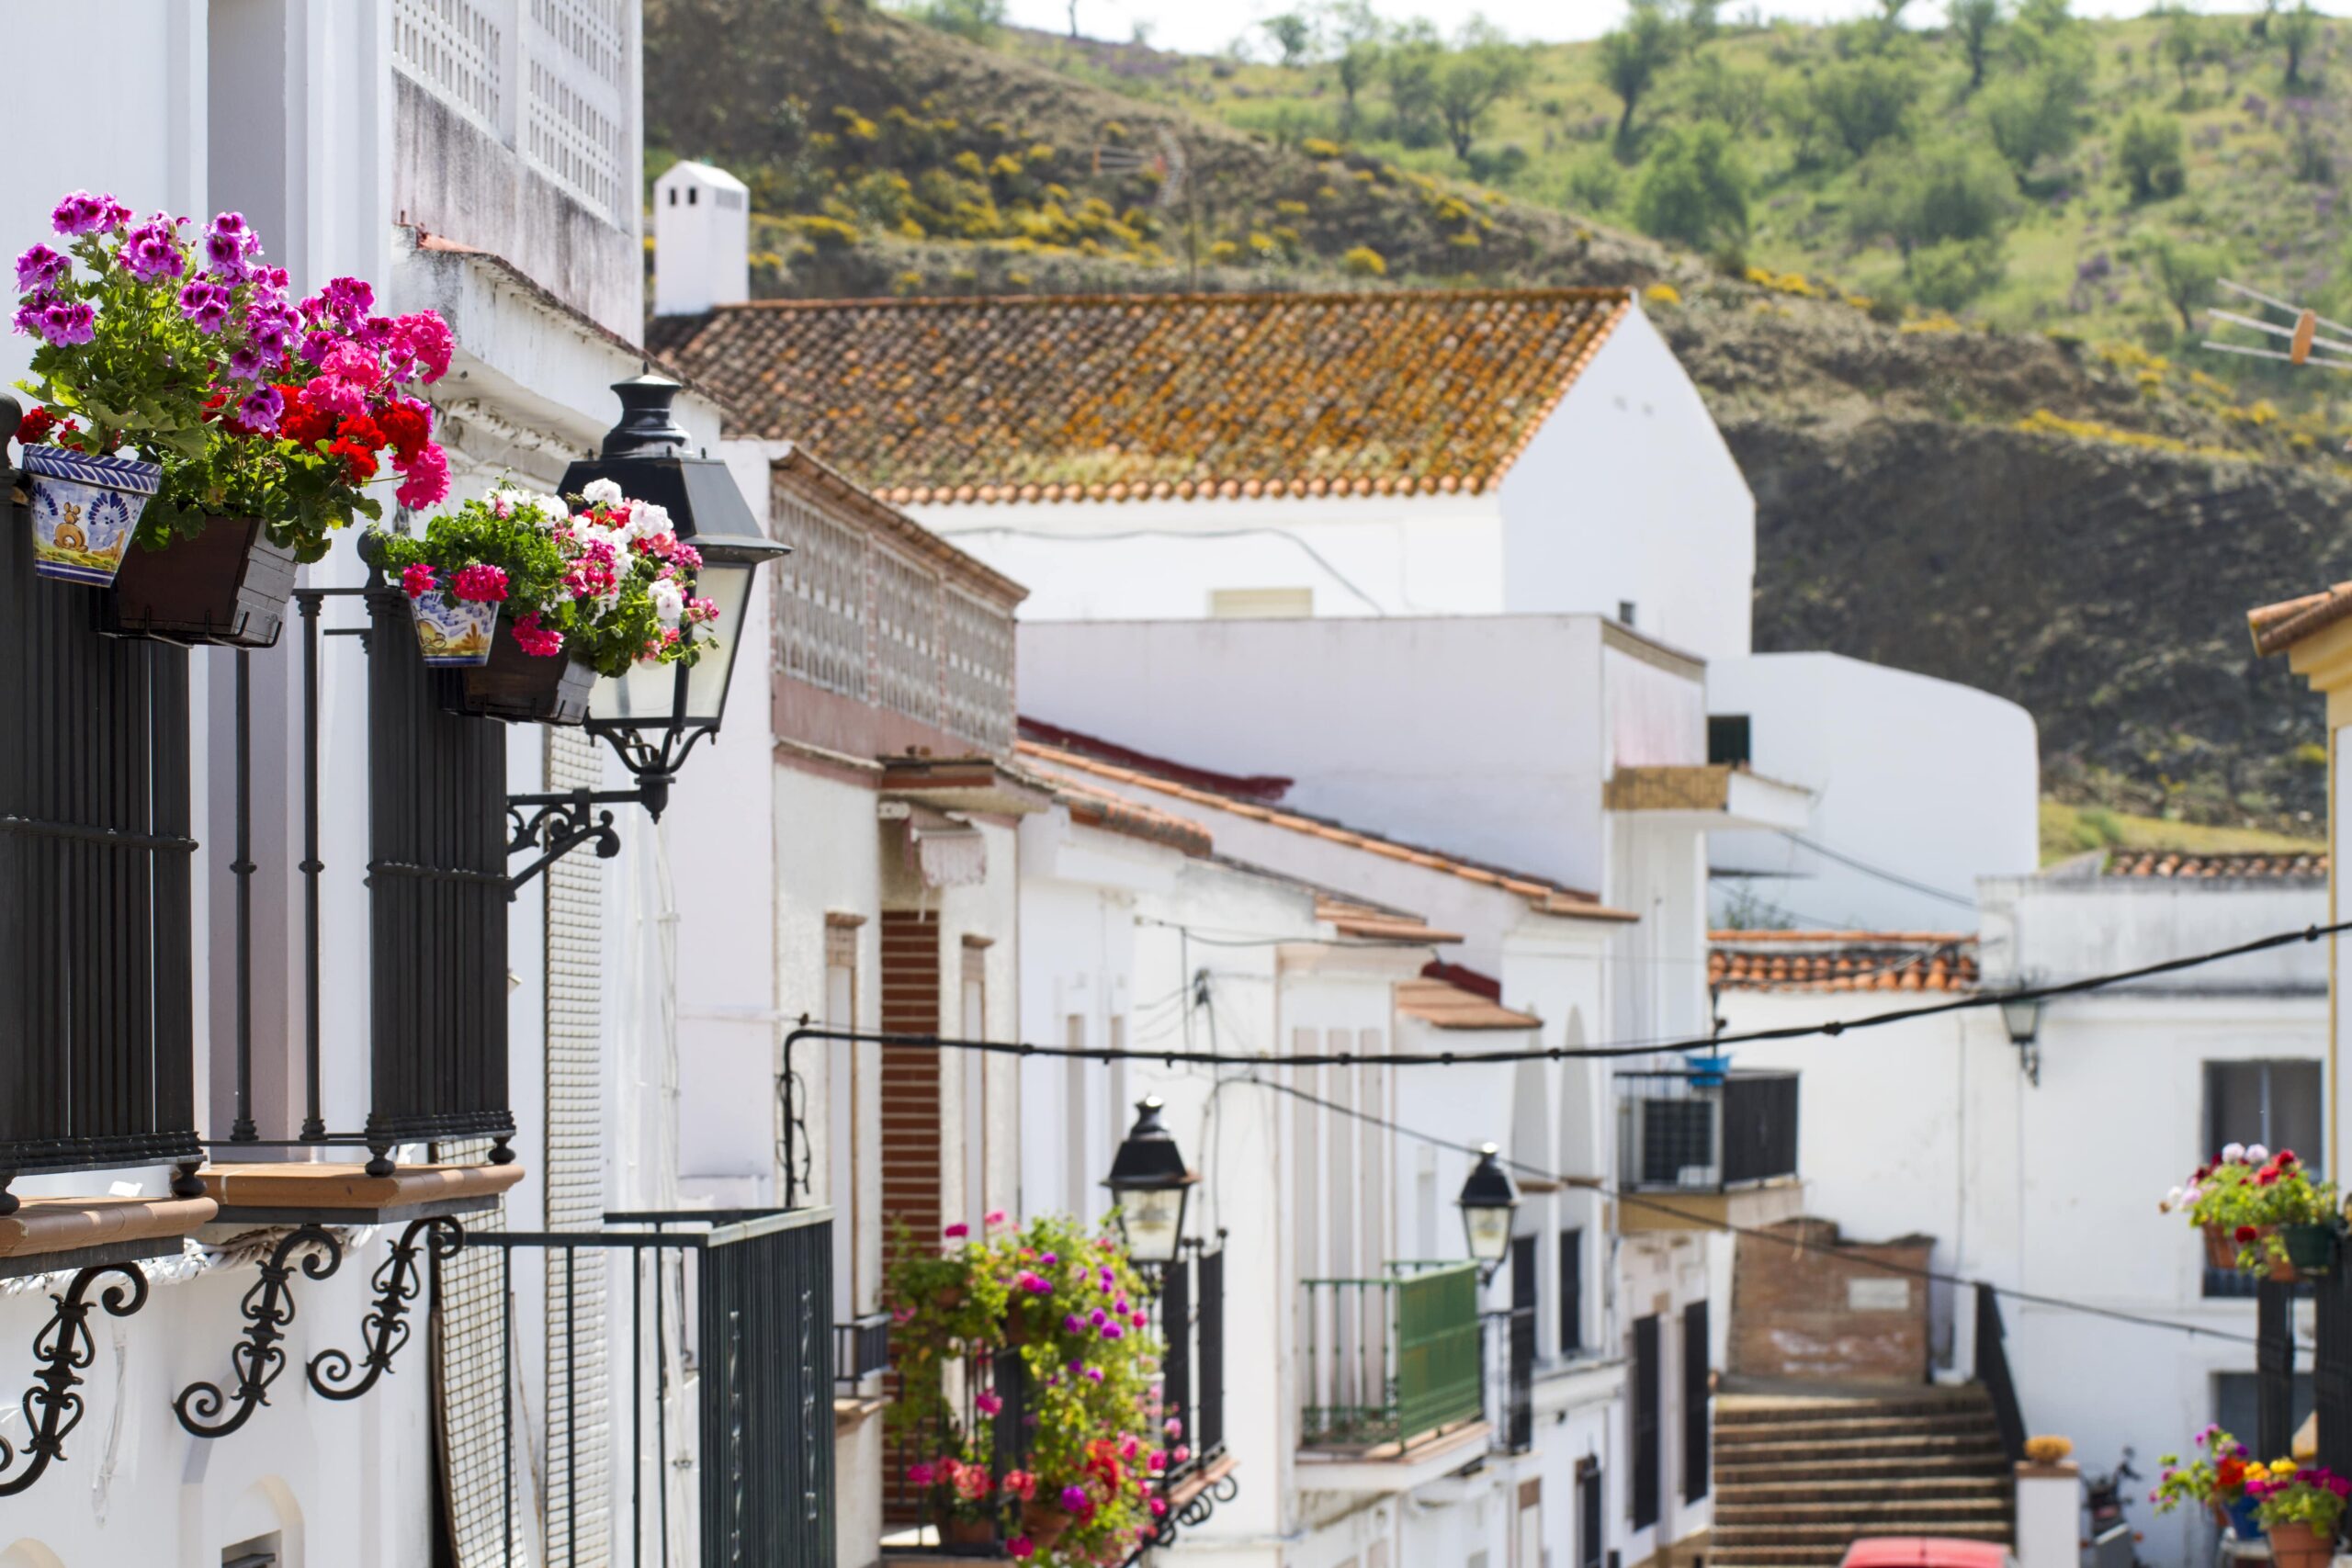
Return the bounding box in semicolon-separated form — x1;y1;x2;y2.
328;436;379;484
335;413;384;451
16;405;59;446
279;384;335;448
2237;1224;2260;1243
378;399;431;460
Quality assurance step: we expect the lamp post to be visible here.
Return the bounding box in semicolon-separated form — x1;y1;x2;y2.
1998;983;2044;1089
1104;1098;1198;1277
1457;1143;1519;1284
507;372;789;890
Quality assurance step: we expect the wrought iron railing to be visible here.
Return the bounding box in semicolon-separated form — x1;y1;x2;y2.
1485;1305;1535;1455
1973;1282;2027;1465
1614;1068;1800;1190
1300;1261;1484;1450
2259;1277;2299;1462
837;1309;894;1393
2315;1266;2352;1472
0;468;201;1212
470;1209;837;1566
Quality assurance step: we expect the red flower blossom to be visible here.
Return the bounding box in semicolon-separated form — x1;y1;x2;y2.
279;384;334;448
16;405;59;446
2237;1224;2260;1243
379;399;431;461
335;413;384;451
328;437;379;484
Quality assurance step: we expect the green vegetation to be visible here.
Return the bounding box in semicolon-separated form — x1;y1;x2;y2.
2040;797;2324;863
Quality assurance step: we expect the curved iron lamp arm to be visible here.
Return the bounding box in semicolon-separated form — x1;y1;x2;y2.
0;1264;151;1496
307;1215;464;1401
175;1224;343;1438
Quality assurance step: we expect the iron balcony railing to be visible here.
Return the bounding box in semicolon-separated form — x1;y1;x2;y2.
470;1209;837;1567
1484;1305;1535;1456
836;1310;893;1394
1615;1068;1800;1190
1300;1261;1484;1451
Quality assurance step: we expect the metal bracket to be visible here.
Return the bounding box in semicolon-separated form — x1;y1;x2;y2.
504;787;635;895
1129;1467;1238;1561
0;1264;150;1496
175;1224;344;1438
308;1215;464;1401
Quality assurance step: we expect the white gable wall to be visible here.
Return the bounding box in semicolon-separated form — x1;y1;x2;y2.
1497;307;1757;664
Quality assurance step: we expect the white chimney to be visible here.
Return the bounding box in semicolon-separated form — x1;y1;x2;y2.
653;159;751;317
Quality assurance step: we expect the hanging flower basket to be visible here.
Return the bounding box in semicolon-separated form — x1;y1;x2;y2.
452;618;596;726
2281;1222;2339;1280
2203;1224;2238;1271
18;446;157;586
1020;1500;1077;1552
2164;1145;2336;1277
103;513;300;647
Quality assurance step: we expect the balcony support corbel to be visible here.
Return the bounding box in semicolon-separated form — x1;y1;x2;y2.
0;1263;151;1496
307;1214;464;1401
504;787;638;895
174;1224;344;1438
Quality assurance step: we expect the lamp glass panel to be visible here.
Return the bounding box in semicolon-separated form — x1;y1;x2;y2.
1122;1187;1186;1264
588;655;684;725
1463;1203;1514;1264
682;561;753;725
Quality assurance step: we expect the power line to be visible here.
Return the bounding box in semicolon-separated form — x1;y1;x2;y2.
1771;829;1980;910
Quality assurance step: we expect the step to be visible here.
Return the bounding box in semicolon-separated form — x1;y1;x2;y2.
1715;1476;2013;1500
1717;1433;2009;1462
1715;1499;2015;1528
1716;1461;2015;1488
1716;1416;2004;1446
1717;1396;1996;1426
1713;1524;2014;1549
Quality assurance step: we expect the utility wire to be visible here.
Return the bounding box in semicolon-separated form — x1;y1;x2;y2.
1771;829;1980;910
781;918;2351;1069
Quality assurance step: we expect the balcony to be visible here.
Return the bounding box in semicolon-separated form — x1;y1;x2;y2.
1298;1262;1488;1487
1614;1068;1804;1235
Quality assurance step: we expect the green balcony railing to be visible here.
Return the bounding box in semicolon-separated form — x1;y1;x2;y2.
1300;1262;1484;1451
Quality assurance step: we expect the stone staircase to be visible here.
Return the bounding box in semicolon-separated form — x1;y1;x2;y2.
1713;1387;2017;1568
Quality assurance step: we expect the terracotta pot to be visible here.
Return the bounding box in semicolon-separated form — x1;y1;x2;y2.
19;446;159;586
1022;1500;1077;1551
449;618;595;725
2266;1521;2334;1568
937;1514;997;1548
2205;1224;2240;1270
105;514;299;648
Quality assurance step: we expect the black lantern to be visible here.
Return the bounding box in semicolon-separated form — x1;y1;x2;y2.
1997;982;2044;1089
1457;1143;1519;1283
1104;1098;1199;1269
558;371;789;820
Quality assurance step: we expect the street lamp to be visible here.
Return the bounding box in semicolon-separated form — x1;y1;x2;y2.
1457;1144;1520;1284
1997;982;2044;1089
1104;1098;1198;1270
558;371;790;821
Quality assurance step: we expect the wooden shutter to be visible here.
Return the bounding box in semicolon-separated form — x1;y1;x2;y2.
1682;1299;1710;1501
1631;1314;1661;1529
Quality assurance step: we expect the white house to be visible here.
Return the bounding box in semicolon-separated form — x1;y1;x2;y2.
1714;849;2330;1568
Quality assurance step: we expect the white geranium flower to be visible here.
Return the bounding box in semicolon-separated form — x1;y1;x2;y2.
2248;1144;2271;1164
650;578;685;627
628;500;674;539
582;478;625;507
2222;1143;2247;1164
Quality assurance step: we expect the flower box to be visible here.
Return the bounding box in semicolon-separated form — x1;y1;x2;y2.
2166;1145;2336;1277
18;446;157;586
451;619;597;727
103;514;300;648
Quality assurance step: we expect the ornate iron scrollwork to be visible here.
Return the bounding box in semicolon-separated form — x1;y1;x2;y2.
174;1224;343;1438
307;1215;464;1402
505;788;625;895
1134;1467;1238;1557
0;1263;150;1496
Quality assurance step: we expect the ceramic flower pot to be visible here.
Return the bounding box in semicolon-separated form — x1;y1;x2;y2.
2205;1225;2240;1270
2221;1494;2264;1540
17;446;159;586
2283;1222;2339;1280
937;1514;997;1549
2266;1520;2333;1568
104;514;300;648
1021;1500;1077;1552
409;592;500;668
450;617;595;725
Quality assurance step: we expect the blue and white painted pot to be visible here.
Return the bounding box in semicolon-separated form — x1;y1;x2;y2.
18;446;160;586
408;592;499;667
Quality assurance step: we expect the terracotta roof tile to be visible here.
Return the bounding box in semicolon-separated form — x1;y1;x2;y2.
1395;977;1543;1031
646;288;1633;502
1709;931;1979;993
2102;849;2328;880
1015;739;1637;922
1313;896;1464;946
1023;761;1216;859
2250;583;2352;658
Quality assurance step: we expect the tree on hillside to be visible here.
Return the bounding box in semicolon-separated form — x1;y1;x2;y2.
1263;11;1317;66
1809;54;1919;159
1948;0;2001;90
1688;52;1772;137
1633;122;1749;252
2160;6;2206;103
1327;0;1385;135
1681;0;1724;48
1847;139;2018;260
2117;109;2187;199
2137;231;2223;332
906;0;1006;43
1385;21;1446;148
2277;1;2319;84
1436;17;1533;163
1979;17;2090;182
1599;0;1681;152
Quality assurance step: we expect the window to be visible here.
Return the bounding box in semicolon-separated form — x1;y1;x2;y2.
2207;1061;2323;1170
1617;600;1636;626
1577;1458;1604;1568
1209;587;1313;619
2217;1371;2313;1446
1511;1235;1539;1314
1707;715;1752;768
1560;1227;1586;1355
1682;1300;1711;1501
1631;1315;1661;1529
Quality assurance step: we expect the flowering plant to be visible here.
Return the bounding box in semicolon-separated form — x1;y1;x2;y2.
13;191;452;561
885;1212;1169;1564
2150;1426;2252;1513
372;480;718;671
2161;1145;2337;1269
2247;1460;2352;1533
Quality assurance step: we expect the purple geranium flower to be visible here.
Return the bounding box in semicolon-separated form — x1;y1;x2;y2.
236;384;285;434
14;243;68;293
119;220;186;285
51;191;120;236
40;301;96;346
1060;1484;1089;1513
178;280;232;333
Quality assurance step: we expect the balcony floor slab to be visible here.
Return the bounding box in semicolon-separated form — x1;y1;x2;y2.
1296;1418;1493;1493
198;1160;524;1226
0;1194;219;1280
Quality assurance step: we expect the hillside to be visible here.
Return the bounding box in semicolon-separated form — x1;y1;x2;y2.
642;0;2352;834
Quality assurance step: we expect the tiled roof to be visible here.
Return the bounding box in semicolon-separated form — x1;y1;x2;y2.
1015;739;1637;922
1395;977;1543;1031
2249;583;2352;657
2103;849;2329;880
1709;931;1979;993
1023;761;1216;858
645;288;1633;503
1314;897;1463;946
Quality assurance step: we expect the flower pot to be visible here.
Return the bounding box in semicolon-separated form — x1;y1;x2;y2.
2267;1521;2334;1568
409;592;500;668
18;446;159;586
1022;1500;1077;1552
2284;1222;2340;1280
2205;1225;2240;1270
103;514;299;648
450;619;596;725
937;1514;997;1549
2221;1494;2265;1541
